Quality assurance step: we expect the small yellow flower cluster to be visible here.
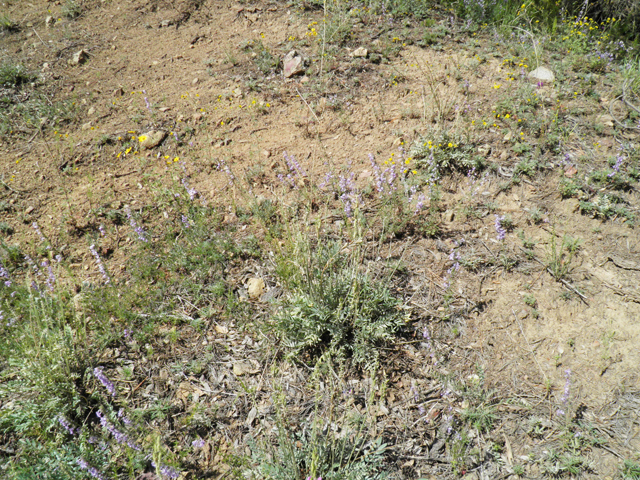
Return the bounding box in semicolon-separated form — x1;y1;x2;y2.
306;21;318;37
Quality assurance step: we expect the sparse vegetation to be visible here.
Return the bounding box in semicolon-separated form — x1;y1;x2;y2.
1;0;639;478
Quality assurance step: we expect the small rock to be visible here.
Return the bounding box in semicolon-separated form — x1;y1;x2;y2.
68;49;89;66
25;206;35;214
233;361;258;376
261;149;271;158
81;121;92;130
138;130;166;150
247;277;266;299
232;88;243;98
192;78;199;85
42;63;50;72
45;16;54;27
160;19;172;27
283;50;306;78
477;144;491;156
113;87;124;96
528;66;555;83
192;112;203;123
87;107;96;116
392;137;404;147
598;114;614;128
351;47;368;58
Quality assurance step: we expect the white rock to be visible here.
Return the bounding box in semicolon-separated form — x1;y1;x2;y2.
351;47;368;58
528;66;555;83
68;49;89;66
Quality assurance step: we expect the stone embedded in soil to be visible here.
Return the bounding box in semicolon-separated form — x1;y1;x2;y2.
283;50;306;78
139;130;166;150
68;49;89;66
528;66;555;83
351;47;368;58
233;361;258;376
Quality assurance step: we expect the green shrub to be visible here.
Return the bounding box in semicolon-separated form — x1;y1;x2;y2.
274;238;406;369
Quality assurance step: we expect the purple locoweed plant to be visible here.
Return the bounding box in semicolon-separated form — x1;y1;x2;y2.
216;159;235;186
181;214;190;229
96;409;141;451
494;215;506;241
422;326;438;365
89;245;110;285
608;155;623;178
413;193;426;214
93;367;116;397
117;408;132;426
0;259;12;287
192;438;205;448
142;90;153;115
319;171;333;189
24;254;43;278
58;415;79;435
336;173;362;217
283;152;307;178
181;177;198;200
410;383;419;403
151;461;181;479
32;222;50;250
77;458;106;480
125;206;148;242
2;309;17;327
42;260;56;292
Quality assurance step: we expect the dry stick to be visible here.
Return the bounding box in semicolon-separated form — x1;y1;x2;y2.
32;27;50;49
0;177;30;194
518;246;589;304
512;308;548;385
295;86;319;125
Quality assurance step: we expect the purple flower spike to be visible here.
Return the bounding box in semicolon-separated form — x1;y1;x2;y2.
494;215;506;241
192;438;205;448
58;416;77;435
93;367;116;396
77;458;106;480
